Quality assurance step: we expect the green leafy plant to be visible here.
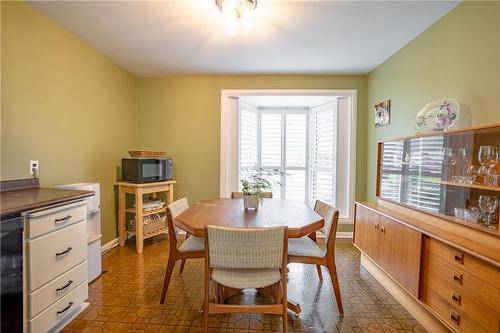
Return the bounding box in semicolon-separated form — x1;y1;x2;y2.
241;168;286;203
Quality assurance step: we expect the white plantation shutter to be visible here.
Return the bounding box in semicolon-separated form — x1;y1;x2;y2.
239;106;258;180
309;103;337;207
261;112;282;167
238;102;339;208
286;113;307;168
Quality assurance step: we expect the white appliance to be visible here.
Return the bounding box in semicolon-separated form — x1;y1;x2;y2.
54;183;102;282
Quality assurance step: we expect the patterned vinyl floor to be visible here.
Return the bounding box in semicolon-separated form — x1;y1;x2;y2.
62;237;426;333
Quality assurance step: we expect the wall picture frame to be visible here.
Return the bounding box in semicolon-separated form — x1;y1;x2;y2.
375;99;391;127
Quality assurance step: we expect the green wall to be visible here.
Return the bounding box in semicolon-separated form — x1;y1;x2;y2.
137;76;368;222
1;2;138;244
366;1;500;201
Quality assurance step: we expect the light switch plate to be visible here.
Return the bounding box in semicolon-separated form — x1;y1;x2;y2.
30;160;39;175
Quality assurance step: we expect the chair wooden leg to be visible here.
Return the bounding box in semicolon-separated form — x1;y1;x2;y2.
326;258;344;315
160;255;176;304
316;265;323;283
281;281;288;333
204;279;210;332
179;259;186;274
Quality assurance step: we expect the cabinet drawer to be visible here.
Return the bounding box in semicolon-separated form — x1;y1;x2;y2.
29;261;88;318
29;281;88;333
27;201;87;239
425;238;500;287
423;254;500;332
28;221;87;291
424;287;494;333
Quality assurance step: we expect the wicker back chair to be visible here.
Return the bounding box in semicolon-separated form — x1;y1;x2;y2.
204;225;288;332
160;198;204;304
287;200;343;315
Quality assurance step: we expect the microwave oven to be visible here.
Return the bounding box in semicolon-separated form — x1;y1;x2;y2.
122;158;173;183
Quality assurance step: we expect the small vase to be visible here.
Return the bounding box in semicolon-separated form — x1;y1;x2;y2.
243;195;259;210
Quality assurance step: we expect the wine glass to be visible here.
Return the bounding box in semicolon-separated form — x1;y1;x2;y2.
478;146;498;185
479;195;498;229
457;148;470;176
442;148;456;180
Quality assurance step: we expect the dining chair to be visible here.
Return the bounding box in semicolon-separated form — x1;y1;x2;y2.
160;198;204;304
204;225;288;333
231;191;273;198
287;200;344;315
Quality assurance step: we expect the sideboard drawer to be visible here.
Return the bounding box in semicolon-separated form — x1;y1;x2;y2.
27;201;87;239
29;281;88;333
425;238;500;287
28;221;87;291
424;287;493;333
423;253;500;332
29;261;88;318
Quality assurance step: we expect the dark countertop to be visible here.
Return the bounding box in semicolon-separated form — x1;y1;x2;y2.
1;187;94;216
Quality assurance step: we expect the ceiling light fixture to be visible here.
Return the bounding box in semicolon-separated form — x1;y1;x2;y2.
215;0;257;37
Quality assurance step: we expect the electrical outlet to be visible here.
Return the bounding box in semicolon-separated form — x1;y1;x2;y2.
30;160;39;175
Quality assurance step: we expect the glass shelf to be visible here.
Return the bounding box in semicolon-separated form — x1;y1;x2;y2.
377;123;500;235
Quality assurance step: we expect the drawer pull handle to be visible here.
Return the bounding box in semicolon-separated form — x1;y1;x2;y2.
380;226;386;233
56;280;73;293
454;251;464;264
452;272;463;285
57;302;74;316
374;224;379;230
55;247;73;257
451;291;461;305
450;310;460;326
54;215;72;224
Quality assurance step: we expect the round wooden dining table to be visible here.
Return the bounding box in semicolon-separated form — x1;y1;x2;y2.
174;198;325;314
175;198;324;238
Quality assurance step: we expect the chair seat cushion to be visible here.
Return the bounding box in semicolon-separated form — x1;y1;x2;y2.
288;237;325;258
212;268;281;289
178;236;204;252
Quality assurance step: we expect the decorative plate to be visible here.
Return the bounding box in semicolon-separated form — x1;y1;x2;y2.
415;98;460;132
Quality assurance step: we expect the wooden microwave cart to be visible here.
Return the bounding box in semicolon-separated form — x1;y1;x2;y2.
116;181;176;253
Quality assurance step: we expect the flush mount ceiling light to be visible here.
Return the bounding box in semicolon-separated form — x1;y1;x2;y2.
215;0;257;37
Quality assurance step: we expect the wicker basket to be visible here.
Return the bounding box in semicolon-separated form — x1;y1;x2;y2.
130;215;167;235
128;150;167;158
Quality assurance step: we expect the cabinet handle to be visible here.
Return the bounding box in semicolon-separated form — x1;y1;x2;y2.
380;226;386;233
56;280;73;293
454;251;464;265
452;272;463;285
57;302;74;316
374;224;379;230
55;247;73;258
54;215;72;225
451;291;461;305
450;310;460;326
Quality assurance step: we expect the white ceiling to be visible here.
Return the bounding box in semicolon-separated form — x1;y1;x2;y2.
28;0;458;77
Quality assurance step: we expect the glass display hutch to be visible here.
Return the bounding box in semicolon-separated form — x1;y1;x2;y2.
377;123;500;235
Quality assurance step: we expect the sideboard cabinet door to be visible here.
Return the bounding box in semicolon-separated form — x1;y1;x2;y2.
354;205;380;261
378;216;422;298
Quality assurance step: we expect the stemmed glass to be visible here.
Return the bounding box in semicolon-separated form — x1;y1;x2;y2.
442;148;456;180
479;195;498;229
478;146;498;185
457;148;470;176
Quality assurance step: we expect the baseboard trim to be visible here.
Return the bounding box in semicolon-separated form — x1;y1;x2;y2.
360;254;449;333
101;238;119;253
336;231;353;239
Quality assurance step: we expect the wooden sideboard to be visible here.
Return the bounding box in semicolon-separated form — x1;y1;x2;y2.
354;201;500;333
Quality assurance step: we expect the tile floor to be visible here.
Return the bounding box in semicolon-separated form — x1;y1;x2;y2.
63;237;426;333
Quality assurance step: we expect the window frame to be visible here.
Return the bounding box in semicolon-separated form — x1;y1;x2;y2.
220;89;357;225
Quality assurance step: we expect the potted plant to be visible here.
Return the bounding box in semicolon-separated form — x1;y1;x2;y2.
241;168;285;210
